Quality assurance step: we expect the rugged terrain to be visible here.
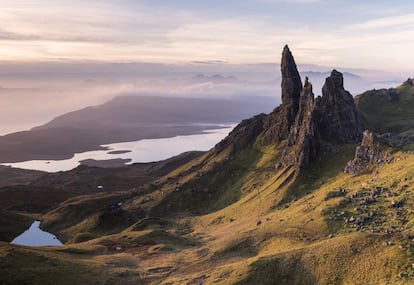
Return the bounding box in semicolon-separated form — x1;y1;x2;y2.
1;46;414;285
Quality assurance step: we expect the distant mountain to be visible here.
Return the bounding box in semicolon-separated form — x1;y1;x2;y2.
190;74;240;84
34;95;274;130
0;95;276;163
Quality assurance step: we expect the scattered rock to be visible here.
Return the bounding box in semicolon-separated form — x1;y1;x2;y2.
325;188;347;200
398;272;408;278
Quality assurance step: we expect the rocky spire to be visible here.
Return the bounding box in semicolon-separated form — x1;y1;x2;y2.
315;70;364;143
282;77;319;170
261;45;303;144
281;45;302;124
264;49;365;172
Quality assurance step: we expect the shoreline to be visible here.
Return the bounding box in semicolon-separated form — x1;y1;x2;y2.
0;124;232;164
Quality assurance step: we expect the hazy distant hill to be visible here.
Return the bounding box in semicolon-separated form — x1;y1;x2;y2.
35;95;274;130
0;95;276;163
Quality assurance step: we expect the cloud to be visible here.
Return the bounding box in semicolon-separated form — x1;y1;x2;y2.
260;0;321;3
350;13;414;30
0;0;413;73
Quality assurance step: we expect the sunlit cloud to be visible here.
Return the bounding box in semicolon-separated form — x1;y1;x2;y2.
350;13;414;30
0;0;413;72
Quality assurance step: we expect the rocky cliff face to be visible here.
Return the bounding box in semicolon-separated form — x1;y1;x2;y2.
315;70;364;143
277;65;364;170
344;130;384;175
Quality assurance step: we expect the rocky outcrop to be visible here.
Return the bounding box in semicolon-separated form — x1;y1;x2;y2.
263;51;365;171
218;46;367;173
315;70;364;143
215;114;266;155
403;78;414;86
282;77;319;169
281;45;302;118
262;45;302;144
344;130;384;175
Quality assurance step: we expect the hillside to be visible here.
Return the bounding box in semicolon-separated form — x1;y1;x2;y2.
0;95;275;163
356;78;414;150
1;46;414;285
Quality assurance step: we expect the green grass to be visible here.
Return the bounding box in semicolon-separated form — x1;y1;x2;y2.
212;238;258;260
356;84;414;134
278;143;356;206
0;242;143;285
151;146;263;216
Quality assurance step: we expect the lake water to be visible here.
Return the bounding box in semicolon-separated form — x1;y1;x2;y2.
2;126;234;172
11;221;63;246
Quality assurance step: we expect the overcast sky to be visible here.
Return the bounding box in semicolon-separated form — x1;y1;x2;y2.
1;0;414;72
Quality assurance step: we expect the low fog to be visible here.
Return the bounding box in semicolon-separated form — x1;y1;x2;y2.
0;61;405;135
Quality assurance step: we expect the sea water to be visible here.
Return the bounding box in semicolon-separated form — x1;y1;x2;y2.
2;126;233;172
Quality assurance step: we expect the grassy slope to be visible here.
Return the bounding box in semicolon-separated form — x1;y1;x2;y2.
1;138;414;284
0;242;143;285
356;84;414;134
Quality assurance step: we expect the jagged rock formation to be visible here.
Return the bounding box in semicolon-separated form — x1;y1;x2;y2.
276;66;364;170
344;130;384;175
281;45;302;122
262;45;302;144
282;77;319;169
217;46;365;172
314;70;364;143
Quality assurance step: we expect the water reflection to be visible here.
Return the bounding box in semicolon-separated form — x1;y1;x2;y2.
11;221;63;246
3;126;233;172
